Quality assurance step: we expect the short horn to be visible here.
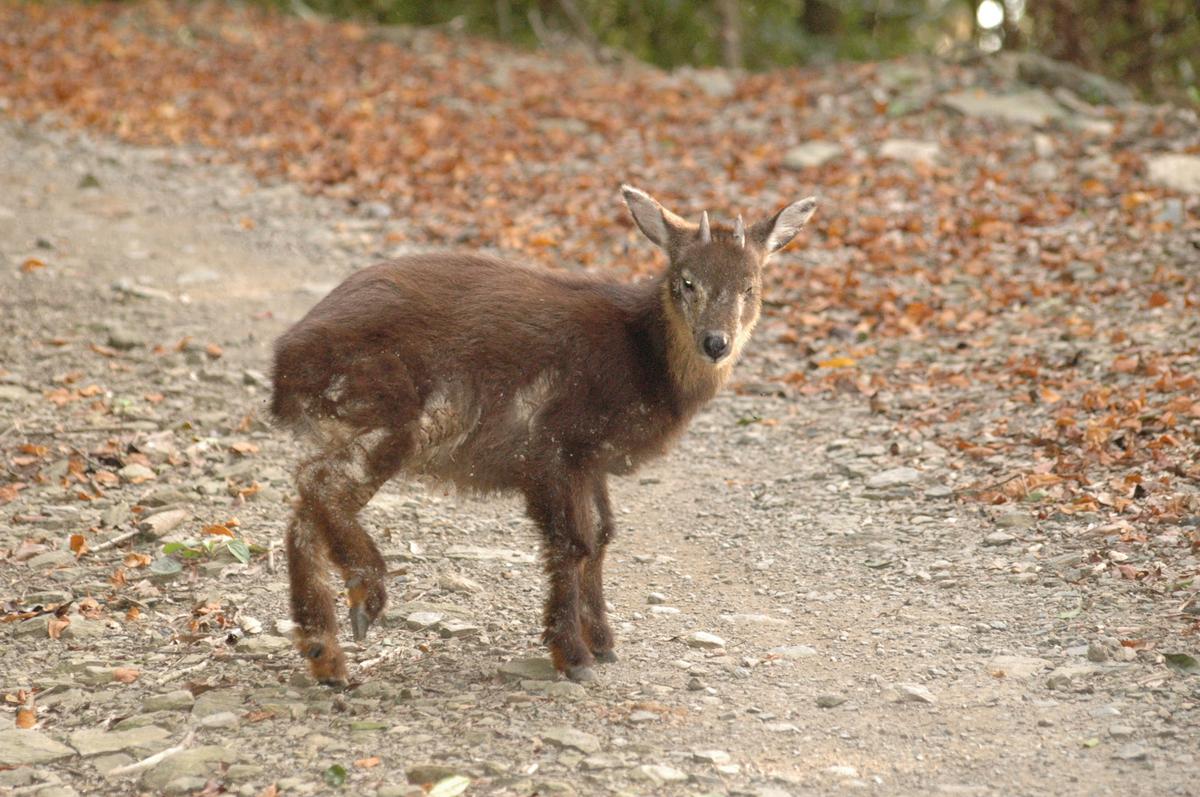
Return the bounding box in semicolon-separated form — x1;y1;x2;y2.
699;211;711;243
734;214;745;248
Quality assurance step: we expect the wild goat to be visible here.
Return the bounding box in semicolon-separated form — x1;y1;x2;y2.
271;186;817;684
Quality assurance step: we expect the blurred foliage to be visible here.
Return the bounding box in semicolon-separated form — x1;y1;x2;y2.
256;0;1197;101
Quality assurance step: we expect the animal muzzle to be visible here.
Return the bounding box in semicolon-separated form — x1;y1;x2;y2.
701;331;731;362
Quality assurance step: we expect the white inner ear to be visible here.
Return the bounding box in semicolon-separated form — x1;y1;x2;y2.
621;185;670;248
766;197;817;252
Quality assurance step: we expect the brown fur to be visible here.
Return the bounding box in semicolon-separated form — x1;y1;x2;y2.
271;187;816;684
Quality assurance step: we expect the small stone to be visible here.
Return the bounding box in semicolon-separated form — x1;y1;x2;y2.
826;765;860;779
70;725;171;757
996;512;1035;529
101;503;131;528
1112;743;1149;762
894;683;936;704
1046;663;1099;690
443;545;534;563
138;509;189;539
988;655;1051;680
720;613;787;626
1108;724;1136;739
648;606;680;615
61;617;106;641
769;644;817;659
627;710;659;724
941;89;1065;126
164;777;209;796
26;550;76;569
693;750;731;765
404;611;444;630
118;463;156;483
236;635;290;655
0;730;76;765
866;467;921;489
498;657;558;682
437;619;480;638
406;764;460;784
581;754;621;770
879;138;940;163
783;141;842;170
925;484;953;498
437;573;482;594
541;726;601;754
983;531;1016;546
684;68;736;98
198;711;239;729
106;326;145;350
143;691;195;712
1147;154;1200;194
647;592;668;605
816;693;846;708
685;631;725;650
544;682;586;700
631;764;688;784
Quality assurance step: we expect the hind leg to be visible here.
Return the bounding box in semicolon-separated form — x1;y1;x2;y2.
289;429;403;684
286;504;346;684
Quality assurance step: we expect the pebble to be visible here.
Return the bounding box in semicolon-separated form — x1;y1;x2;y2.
438;573;483;594
443;544;534;563
983;531;1016;546
437;619;480;638
988;655;1051;680
879;138;940;163
866;467;921;488
143;690;195;712
894;683;937;704
996;512;1035;529
138;508;189;539
236;635;291;655
405;764;460;784
631;763;688;784
404;611;444;630
816;693;846;708
498;657;558;682
686;631;726;649
769;645;817;659
1108;724;1136;739
627;710;659;724
782;141;842;170
541;726;601;754
141;746;238;790
118;463;157;483
647;592;668;604
692;749;731;765
1112;743;1149;762
1046;664;1099;690
198;711;239;729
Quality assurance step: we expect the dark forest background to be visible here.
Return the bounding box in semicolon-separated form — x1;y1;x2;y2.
259;0;1198;103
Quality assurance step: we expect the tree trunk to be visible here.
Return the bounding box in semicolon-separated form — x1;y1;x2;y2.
715;0;742;69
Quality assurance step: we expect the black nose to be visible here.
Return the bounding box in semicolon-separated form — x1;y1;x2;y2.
702;332;730;361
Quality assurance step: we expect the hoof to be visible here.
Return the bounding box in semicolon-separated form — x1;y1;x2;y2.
318;676;348;689
566;665;597;683
593;649;618;664
298;636;347;686
349;605;373;643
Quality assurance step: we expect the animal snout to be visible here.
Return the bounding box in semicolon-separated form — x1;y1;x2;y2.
702;332;730;361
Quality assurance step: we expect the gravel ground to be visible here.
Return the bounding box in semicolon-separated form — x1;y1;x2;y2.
0;120;1198;797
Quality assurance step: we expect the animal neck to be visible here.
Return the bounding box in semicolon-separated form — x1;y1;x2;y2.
641;278;731;412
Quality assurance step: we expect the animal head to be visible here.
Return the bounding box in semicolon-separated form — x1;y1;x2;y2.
621;185;817;366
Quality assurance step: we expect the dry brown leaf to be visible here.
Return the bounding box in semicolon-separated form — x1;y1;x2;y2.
112;667;140;684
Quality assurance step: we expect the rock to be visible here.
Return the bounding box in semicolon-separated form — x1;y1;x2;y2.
996;512;1034;529
191;690;245;720
437;619;480;638
236;635;290;655
498;657;558;682
198;711;239;729
406;764;461;785
443;545;534;564
1046;663;1099;690
693;749;731;765
769;644;817;659
988;655;1051;680
0;730;76;765
816;693;846;708
70;725;171;757
541;726;601;754
138;509;189;539
143;691;195;712
101;503;131;528
941;89;1065;126
628;710;659;724
543;682;586;700
894;683;937;704
164;776;208;794
1112;743;1149;762
361;200;392;219
720;613;787;626
826;765;860;779
925;484;954;498
983;531;1016;546
404;611;444;630
783;141;842;170
866;467;921;488
141;746;237;790
26;550;76;569
685;631;726;649
879;138;940;164
581;754;621;770
1108;724;1136;739
437;573;482;594
631;764;688;784
1147;154;1200;194
61;617;106;641
118;463;157;484
649;606;680;615
647;592;668;605
1013;52;1134;104
106;326;145;350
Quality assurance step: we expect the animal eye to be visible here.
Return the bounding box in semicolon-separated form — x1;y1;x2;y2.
681;278;695;292
743;284;755;295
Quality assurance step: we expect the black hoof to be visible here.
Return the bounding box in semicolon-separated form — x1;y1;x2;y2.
593;649;618;664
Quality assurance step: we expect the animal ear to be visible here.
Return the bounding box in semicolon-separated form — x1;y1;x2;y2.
621;185;691;250
750;197;817;254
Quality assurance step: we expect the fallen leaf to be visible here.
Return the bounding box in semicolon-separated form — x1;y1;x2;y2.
112;667;140;684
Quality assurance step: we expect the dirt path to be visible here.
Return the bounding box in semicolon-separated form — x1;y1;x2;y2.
0;118;1197;797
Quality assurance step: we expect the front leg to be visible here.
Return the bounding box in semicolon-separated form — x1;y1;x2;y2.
525;472;596;682
580;476;616;662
